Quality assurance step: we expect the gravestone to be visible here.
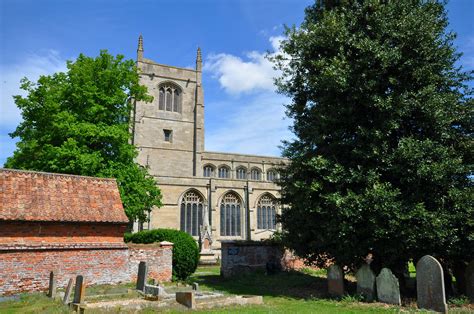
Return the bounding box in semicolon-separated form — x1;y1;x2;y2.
355;264;376;301
73;275;86;304
192;282;199;291
63;278;74;305
136;261;148;291
327;265;344;297
176;291;196;309
376;268;401;305
416;255;447;313
47;271;57;298
466;260;474;303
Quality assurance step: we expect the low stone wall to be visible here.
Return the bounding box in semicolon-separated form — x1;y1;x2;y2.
128;242;173;283
221;240;285;278
0;242;173;295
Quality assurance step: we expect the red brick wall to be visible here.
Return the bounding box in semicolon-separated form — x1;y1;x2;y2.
128;243;173;283
0;246;130;295
0;222;174;295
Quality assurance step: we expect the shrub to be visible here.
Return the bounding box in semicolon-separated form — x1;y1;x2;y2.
124;229;199;280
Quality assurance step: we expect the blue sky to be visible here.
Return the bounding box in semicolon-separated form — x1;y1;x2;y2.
1;0;473;165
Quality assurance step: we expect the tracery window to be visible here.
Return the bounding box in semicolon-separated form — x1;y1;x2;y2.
266;170;277;182
257;194;277;230
203;165;215;177
158;84;182;113
220;192;242;236
236;167;247;180
218;166;230;178
180;191;203;236
250;168;261;181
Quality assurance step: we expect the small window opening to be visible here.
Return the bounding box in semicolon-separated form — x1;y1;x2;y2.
164;129;173;142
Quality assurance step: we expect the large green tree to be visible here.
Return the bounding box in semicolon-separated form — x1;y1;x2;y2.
5;51;162;222
273;0;473;286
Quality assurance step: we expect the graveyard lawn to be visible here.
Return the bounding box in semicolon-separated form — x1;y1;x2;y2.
0;266;472;313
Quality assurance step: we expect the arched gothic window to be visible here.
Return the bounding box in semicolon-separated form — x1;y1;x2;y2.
203;165;215;177
159;88;165;110
180;191;203;236
158;83;182;113
257;194;277;230
220;192;241;236
218;166;230;178
250;168;261;181
236;167;247;180
266;170;277;182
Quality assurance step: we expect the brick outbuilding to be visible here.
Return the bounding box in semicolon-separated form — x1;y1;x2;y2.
0;168;132;295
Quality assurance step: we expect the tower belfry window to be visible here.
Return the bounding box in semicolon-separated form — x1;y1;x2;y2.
158;83;182;113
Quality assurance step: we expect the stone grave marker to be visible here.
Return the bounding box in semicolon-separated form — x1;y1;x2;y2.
466;260;474;303
176;291;196;309
73;275;86;304
416;255;448;313
376;268;401;305
136;261;148;291
47;271;57;298
355;264;376;302
327;265;344;297
192;282;199;291
63;278;74;305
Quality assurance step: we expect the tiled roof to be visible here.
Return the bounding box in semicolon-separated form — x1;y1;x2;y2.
0;168;129;223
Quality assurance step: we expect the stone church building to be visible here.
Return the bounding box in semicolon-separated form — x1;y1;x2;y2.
132;36;285;257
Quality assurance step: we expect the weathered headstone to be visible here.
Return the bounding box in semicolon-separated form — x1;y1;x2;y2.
466;260;474;303
73;275;86;304
63;278;74;305
47;271;57;298
136;261;148;291
176;291;196;309
327;265;344;297
416;255;448;313
376;268;401;305
192;282;199;291
355;264;376;302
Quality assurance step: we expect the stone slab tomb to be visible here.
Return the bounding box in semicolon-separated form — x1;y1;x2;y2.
376;268;401;305
327;265;344;297
176;291;196;309
416;255;447;313
356;264;376;302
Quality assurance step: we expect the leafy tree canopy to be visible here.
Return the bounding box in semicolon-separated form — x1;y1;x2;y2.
273;0;473;278
5;50;162;222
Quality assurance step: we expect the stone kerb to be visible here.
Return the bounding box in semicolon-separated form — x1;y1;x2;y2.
376;268;401;305
327;265;344;297
416;255;448;313
355;264;376;302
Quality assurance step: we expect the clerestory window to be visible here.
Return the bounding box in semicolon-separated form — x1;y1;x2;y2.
203;165;215;177
236;167;247;180
218;166;230;178
250;168;261;181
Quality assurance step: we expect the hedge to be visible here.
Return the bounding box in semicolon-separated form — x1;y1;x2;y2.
124;229;199;280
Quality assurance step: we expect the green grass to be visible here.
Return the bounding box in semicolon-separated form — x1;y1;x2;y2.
1;266;473;313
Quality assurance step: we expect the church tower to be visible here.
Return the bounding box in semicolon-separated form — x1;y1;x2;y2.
132;35;205;178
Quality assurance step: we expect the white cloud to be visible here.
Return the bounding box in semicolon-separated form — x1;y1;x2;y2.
0;50;67;130
204;36;285;94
